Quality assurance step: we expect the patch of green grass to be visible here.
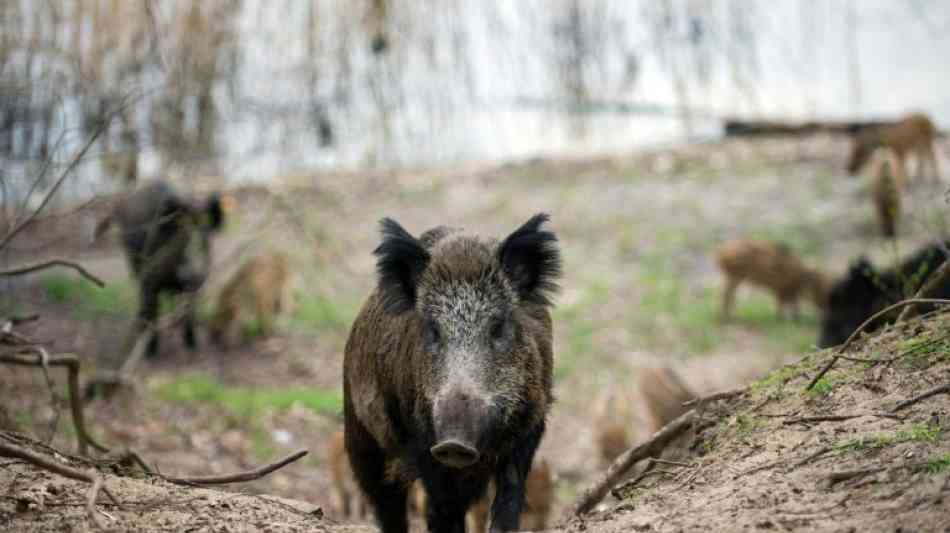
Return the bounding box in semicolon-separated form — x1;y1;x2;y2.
637;252;721;354
751;362;799;393
40;274;135;317
731;295;820;354
291;293;356;332
835;423;942;453
553;283;608;380
748;223;826;259
898;335;950;369
733;414;765;438
156;375;342;418
924;454;950;474
807;377;836;397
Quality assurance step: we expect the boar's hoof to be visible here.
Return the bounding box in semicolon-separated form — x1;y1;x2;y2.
431;439;480;469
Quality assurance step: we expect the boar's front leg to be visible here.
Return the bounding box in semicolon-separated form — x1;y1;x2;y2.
422;468;488;533
137;283;161;358
489;425;543;533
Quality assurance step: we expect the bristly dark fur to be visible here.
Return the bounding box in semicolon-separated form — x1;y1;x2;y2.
374;218;431;313
497;213;561;306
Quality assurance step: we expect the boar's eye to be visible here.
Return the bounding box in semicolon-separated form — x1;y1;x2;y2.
424;319;441;349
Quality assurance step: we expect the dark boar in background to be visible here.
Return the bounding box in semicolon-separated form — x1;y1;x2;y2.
819;242;950;348
343;214;560;533
95;180;225;357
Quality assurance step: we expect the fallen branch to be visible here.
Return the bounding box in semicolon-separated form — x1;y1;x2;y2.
0;440;118;530
0;259;105;287
897;262;950;322
682;386;747;407
162;449;308;486
781;412;902;425
805;298;950;391
0;351;109;455
891;382;950;412
789;446;833;470
569;409;698;517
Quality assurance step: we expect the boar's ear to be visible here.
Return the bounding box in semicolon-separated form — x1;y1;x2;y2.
498;213;561;305
374;218;431;313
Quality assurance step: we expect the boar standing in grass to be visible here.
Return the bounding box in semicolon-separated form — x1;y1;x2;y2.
818;242;950;348
210;250;291;348
716;239;830;321
871;152;905;239
329;429;367;519
343;214;560;533
847;112;940;181
95;180;226;357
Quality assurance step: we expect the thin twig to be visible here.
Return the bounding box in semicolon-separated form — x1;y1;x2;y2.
0;351;109;455
0;440;118;530
569;409;698;516
34;346;62;445
805;298;950;391
0;259;105;287
891;382;950;412
897;261;950;322
0;114;110;252
162;449;308;486
789;445;833;470
682;387;747;407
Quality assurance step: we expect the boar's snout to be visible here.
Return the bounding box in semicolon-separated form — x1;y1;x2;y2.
430;439;480;469
431;391;490;469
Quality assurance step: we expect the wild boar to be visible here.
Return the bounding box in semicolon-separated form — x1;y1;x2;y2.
818;242;950;348
716;239;830;320
847;112;939;181
871;152;905;238
343;214;560;533
95;180;226;357
210;250;291;348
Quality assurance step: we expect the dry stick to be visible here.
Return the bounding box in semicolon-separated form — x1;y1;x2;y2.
0;440;118;530
0;352;109;455
789;445;833;470
0;259;105;287
891;382;950;412
682;386;747;407
569;410;698;517
162;449;308;486
896;261;950;322
805;298;950;391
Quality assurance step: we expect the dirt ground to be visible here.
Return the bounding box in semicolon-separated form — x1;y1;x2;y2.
2;133;949;531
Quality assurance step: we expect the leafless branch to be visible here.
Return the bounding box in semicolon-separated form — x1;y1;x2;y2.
0;259;105;287
896;262;950;322
0;350;109;455
0;440;118;530
162;449;309;486
891;382;950;412
569;409;699;517
806;298;950;391
682;386;746;407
